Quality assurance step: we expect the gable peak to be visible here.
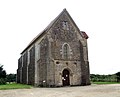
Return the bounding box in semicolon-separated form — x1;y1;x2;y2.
63;8;67;11
62;8;69;14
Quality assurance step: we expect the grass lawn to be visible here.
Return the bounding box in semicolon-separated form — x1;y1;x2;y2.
0;83;32;90
92;81;120;85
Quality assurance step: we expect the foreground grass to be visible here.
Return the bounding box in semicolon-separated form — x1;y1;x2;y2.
0;83;32;90
92;81;120;85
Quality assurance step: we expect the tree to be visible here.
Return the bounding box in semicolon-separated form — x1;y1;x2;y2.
6;74;16;83
116;72;120;82
0;64;6;84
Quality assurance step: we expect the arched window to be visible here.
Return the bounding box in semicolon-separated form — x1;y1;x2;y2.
64;44;69;59
62;43;72;59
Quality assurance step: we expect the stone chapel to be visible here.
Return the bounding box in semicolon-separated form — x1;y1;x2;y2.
17;9;90;87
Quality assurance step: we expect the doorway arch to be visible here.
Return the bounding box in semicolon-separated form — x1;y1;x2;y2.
62;69;70;86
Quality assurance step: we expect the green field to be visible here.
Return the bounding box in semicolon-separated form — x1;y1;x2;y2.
0;83;32;90
92;82;120;85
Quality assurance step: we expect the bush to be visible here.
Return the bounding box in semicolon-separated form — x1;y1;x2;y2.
6;74;16;83
0;78;6;85
0;65;6;85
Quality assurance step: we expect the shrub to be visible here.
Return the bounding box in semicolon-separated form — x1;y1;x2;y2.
0;78;6;85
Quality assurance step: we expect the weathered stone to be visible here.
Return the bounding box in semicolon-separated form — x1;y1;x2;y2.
17;9;90;87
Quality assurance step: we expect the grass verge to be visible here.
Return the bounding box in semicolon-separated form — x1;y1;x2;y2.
0;83;32;90
92;81;120;85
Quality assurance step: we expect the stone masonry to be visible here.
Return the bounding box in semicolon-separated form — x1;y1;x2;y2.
17;9;90;87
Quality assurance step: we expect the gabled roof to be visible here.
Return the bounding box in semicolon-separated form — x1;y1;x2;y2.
21;9;88;54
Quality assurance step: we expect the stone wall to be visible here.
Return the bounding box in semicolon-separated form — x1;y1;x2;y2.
50;12;81;61
48;12;90;86
37;37;49;86
17;57;22;83
79;40;90;85
22;52;28;84
28;46;35;85
17;56;23;83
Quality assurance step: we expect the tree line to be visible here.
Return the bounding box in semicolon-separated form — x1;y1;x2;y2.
90;73;120;82
0;64;120;85
0;65;16;85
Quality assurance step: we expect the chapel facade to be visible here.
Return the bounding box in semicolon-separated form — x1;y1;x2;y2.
17;9;90;87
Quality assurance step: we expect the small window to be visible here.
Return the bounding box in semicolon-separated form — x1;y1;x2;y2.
62;21;69;30
56;61;60;64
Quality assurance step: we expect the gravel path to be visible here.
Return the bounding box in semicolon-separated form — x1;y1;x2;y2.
0;84;120;97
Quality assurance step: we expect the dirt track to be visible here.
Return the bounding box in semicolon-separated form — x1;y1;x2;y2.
0;84;120;97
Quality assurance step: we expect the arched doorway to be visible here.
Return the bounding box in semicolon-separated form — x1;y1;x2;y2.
62;69;70;86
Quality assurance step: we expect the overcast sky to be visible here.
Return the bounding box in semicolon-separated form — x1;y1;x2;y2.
0;0;120;74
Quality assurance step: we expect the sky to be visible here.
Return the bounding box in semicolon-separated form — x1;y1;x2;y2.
0;0;120;74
